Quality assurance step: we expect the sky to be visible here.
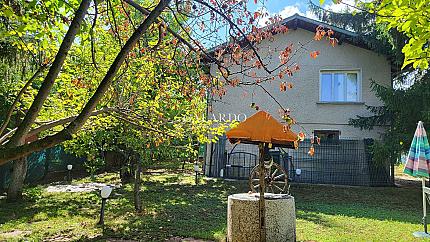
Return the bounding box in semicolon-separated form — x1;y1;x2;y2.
247;0;356;25
196;0;357;48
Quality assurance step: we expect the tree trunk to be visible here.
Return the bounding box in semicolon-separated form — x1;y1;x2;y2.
6;0;91;147
7;157;27;202
0;0;172;165
134;160;142;212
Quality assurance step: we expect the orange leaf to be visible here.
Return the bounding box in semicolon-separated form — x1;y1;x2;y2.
279;82;287;92
310;51;320;59
329;38;338;47
298;132;305;141
308;146;315;156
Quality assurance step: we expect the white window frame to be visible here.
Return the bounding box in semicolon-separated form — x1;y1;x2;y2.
319;69;362;103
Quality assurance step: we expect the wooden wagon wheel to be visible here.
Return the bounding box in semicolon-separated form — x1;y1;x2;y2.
249;162;289;194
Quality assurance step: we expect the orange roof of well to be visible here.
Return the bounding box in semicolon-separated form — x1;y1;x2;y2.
226;111;298;148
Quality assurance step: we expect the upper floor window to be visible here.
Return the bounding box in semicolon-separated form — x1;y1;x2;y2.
320;70;360;102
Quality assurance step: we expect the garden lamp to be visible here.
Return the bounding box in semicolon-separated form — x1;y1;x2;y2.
98;186;113;226
67;164;73;183
194;162;199;185
296;168;302;176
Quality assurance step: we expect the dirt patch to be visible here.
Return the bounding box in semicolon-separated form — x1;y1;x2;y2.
395;176;422;188
45;183;120;193
0;230;31;238
106;239;138;242
166;237;215;242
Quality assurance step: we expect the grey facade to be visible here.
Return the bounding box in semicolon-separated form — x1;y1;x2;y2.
203;15;392;186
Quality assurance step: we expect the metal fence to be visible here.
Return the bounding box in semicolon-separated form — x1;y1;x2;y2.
204;137;392;186
0;146;85;192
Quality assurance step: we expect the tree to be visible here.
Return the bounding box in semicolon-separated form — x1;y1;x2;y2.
350;78;430;172
0;0;335;200
320;0;430;69
370;0;430;69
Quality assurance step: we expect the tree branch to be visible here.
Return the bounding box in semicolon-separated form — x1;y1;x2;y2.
90;0;99;70
124;0;195;51
193;0;272;74
0;64;48;136
7;0;91;147
0;107;115;145
0;0;172;165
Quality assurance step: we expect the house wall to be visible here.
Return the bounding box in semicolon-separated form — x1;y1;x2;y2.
208;28;391;140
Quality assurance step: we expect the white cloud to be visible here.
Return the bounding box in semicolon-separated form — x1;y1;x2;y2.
278;5;302;18
257;4;319;27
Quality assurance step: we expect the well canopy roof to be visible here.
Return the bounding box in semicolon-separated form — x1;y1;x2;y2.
226;111;298;149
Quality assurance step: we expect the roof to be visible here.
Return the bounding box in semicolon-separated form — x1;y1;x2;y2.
226;111;298;149
280;14;369;49
206;14;372;56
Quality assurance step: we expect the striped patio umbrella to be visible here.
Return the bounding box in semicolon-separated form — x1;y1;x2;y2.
404;121;430;177
404;121;430;237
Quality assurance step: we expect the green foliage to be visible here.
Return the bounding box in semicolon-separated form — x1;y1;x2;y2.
0;0;77;53
350;78;430;163
370;0;430;69
0;0;232;171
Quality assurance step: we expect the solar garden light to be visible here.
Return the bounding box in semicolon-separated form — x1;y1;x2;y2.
98;186;113;226
194;162;200;185
296;168;302;176
67;164;73;183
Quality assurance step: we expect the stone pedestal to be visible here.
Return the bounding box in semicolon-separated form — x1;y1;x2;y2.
227;193;296;242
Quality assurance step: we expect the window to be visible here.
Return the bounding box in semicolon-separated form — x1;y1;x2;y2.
320;70;360;102
314;130;340;144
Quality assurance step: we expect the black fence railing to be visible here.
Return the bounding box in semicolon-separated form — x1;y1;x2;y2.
204;138;392;186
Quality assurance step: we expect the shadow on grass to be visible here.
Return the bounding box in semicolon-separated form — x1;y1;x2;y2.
92;179;241;241
291;182;423;225
0;189;101;226
0;173;425;241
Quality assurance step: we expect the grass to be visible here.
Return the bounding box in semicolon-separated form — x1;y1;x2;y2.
0;162;428;241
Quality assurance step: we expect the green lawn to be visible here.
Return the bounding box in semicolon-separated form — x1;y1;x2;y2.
0;163;428;241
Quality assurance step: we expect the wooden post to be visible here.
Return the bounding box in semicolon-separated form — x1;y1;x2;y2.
423;178;428;233
258;143;266;242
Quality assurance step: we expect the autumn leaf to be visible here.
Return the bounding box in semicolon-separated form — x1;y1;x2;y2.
310;50;320;59
279;82;287;92
329;37;338;47
308;146;315;156
298;132;305;141
254;60;262;69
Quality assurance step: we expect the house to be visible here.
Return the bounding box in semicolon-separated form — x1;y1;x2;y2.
203;14;392;186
